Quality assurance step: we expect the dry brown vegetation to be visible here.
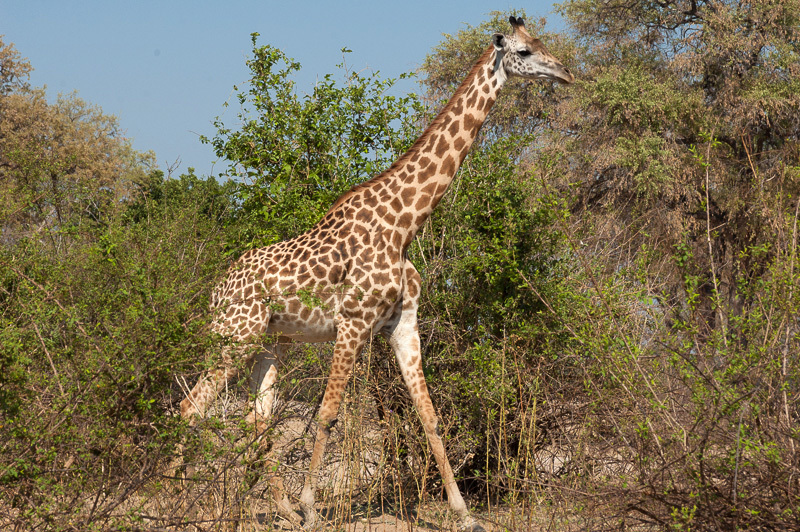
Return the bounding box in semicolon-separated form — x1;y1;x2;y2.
2;2;800;530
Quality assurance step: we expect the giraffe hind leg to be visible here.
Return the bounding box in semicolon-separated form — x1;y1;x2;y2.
245;343;304;528
172;343;242;515
179;294;274;422
179;345;239;422
176;344;243;481
177;299;302;526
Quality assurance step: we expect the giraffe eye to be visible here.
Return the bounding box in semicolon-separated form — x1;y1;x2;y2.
518;50;532;57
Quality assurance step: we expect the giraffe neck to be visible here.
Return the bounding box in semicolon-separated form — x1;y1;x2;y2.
329;45;506;247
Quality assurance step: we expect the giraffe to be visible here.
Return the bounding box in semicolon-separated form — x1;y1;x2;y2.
179;17;573;531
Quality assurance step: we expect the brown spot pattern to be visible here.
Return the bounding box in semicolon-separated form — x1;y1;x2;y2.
180;37;519;531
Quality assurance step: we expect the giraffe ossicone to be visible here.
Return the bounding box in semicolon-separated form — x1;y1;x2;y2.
180;16;572;531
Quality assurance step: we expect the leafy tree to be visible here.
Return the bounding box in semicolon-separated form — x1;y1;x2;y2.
0;36;31;94
0;37;154;247
124;168;237;230
0;37;230;529
203;33;424;250
0;168;233;527
528;1;800;527
550;0;800;335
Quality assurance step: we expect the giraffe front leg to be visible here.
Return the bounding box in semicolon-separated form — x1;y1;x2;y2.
298;320;370;529
384;308;485;532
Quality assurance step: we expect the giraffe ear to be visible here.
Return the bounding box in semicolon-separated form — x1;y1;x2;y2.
492;33;506;51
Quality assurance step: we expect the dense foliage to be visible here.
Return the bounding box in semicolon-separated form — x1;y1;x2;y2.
2;3;799;529
202;34;424;251
544;2;800;527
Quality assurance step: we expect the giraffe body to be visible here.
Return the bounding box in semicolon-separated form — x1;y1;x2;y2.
180;17;573;531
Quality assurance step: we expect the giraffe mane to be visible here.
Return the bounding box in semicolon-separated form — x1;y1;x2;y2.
325;44;496;214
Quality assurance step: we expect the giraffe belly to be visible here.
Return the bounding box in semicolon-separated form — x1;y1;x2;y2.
263;289;400;343
264;294;339;343
266;314;337;342
267;308;336;343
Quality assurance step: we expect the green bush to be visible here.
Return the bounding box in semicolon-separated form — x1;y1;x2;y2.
0;170;233;528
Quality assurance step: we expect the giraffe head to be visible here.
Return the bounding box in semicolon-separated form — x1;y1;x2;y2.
492;16;574;84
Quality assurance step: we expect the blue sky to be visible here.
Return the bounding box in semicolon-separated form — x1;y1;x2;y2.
2;1;561;179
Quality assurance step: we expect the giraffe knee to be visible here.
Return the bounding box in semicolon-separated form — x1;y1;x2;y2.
423;417;442;437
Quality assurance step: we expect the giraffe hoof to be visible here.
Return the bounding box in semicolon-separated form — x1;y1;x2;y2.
277;509;303;529
299;502;317;530
302;519;320;531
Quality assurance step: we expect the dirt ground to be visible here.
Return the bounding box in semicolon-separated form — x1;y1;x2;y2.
257;502;498;532
251;404;494;531
158;399;566;531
